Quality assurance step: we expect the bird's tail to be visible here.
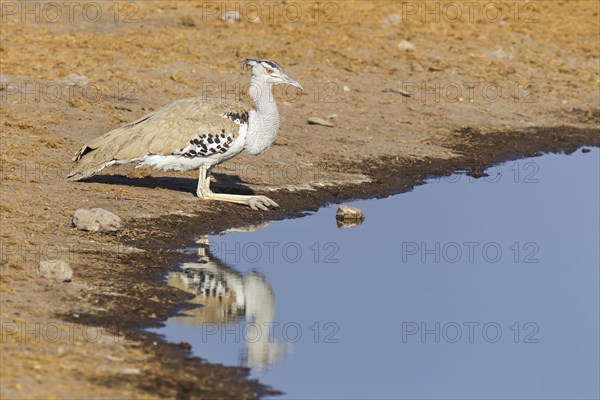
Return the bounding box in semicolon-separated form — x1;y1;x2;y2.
66;167;101;182
67;113;155;181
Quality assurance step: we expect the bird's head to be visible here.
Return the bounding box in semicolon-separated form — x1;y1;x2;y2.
243;59;303;90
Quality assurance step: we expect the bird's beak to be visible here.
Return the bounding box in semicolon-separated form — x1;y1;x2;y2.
285;76;303;91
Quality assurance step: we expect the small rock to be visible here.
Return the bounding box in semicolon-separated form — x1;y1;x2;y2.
327;113;338;119
38;260;73;282
382;88;412;97
222;10;240;23
410;61;424;72
72;208;122;233
581;148;591;153
308;117;334;127
63;74;88;86
380;14;401;27
428;58;443;71
343;85;351;93
336;205;365;221
181;15;196;27
336;206;365;229
490;49;507;59
397;40;415;51
120;367;141;375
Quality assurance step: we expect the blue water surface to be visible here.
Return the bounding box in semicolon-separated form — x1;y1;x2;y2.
153;148;599;400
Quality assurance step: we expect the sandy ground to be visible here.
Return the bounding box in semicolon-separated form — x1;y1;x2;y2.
1;1;599;398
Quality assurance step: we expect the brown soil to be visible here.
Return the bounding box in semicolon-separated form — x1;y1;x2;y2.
1;1;599;399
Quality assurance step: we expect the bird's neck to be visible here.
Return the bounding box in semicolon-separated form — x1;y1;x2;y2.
245;80;280;155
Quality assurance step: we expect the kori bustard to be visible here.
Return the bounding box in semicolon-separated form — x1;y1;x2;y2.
67;59;302;211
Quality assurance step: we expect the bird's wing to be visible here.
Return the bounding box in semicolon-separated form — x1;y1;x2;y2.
73;97;251;162
68;97;251;181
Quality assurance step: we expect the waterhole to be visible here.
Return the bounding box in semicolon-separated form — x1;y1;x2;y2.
152;148;599;399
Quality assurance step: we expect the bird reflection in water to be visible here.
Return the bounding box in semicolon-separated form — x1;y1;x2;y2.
167;225;291;371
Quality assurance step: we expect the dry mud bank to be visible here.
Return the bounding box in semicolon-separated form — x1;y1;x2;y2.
1;1;598;398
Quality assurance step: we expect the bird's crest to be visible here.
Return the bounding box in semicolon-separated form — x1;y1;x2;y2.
242;59;282;71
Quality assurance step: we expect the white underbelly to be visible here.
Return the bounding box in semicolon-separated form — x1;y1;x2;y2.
131;122;247;172
135;153;222;171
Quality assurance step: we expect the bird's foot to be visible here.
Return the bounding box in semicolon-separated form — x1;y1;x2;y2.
200;192;279;211
246;195;279;211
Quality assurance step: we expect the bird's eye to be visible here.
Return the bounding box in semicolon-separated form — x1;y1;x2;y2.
266;68;274;74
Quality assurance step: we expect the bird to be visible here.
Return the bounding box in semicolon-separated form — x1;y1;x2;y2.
67;59;302;211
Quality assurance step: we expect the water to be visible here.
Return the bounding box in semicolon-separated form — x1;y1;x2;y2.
152;148;599;399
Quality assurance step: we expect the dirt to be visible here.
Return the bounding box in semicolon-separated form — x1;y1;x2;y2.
1;1;599;399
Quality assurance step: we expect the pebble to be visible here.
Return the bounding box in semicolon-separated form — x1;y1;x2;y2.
72;208;122;233
336;206;365;229
343;86;351;93
63;74;88;86
410;61;424;72
181;15;196;27
38;260;73;282
308;117;334;127
490;49;507;59
398;40;415;51
336;205;365;221
382;88;412;97
120;367;141;375
380;14;401;27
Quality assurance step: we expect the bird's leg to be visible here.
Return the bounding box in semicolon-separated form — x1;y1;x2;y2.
196;165;212;198
196;165;279;211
